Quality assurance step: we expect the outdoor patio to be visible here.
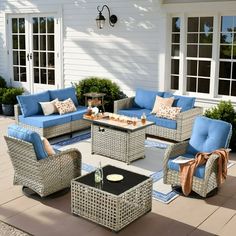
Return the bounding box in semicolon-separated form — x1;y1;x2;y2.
1;115;236;236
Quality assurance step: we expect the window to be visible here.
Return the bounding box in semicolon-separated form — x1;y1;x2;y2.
170;17;180;90
218;16;236;96
170;14;236;98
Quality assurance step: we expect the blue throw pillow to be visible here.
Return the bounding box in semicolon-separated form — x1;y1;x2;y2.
8;124;48;160
187;116;232;155
49;87;78;106
17;91;50;117
173;95;195;112
134;88;164;110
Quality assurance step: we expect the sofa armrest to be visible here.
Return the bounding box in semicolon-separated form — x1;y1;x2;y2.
14;104;22;123
114;97;135;113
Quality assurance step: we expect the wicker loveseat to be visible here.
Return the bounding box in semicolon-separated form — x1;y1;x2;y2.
5;125;82;197
114;88;203;142
15;87;90;139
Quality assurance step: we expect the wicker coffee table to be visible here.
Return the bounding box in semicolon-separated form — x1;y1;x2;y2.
84;114;153;164
71;165;152;232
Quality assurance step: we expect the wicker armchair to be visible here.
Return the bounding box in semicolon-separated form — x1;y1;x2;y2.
4;136;81;197
163;116;232;197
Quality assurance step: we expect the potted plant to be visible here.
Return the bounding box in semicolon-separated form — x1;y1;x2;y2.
2;87;24;116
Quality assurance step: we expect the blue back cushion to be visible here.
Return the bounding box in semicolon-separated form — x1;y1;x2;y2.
49;87;78;106
134;88;164;110
173;95;195;112
17;91;50;117
187;116;232;155
8;124;48;160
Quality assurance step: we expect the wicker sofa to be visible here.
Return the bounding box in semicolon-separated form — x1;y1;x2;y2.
114;88;203;142
15;87;90;139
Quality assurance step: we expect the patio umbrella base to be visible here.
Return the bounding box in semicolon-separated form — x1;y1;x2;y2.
172;185;218;198
22;186;70;199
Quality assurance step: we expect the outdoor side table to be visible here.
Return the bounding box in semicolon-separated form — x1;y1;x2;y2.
71;165;152;232
84;92;106;112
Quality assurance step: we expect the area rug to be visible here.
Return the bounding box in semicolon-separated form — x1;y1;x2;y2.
51;133;234;204
52;132;178;204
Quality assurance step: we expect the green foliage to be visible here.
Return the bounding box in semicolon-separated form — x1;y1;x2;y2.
74;77;127;112
0;88;7;103
204;100;236;151
1;87;24;105
0;76;7;88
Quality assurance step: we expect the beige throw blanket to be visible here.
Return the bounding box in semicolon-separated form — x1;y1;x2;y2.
179;149;229;196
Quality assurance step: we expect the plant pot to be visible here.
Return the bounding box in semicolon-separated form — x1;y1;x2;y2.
2;104;14;116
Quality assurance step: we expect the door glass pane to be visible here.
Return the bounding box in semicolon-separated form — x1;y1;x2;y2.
12;18;18;33
20;51;26;66
231;81;236;95
171;59;179;74
12;35;18;49
219;62;231;78
20;67;26;82
40;35;46;50
198;78;210;93
48;53;54;68
19;35;25;49
40;52;46;67
199;33;212;43
19;18;25;33
187;34;198;43
171;76;179;90
48;70;55;85
188;17;198;32
33;52;39;66
41;69;47;84
233;46;236;59
172;17;180;32
172;34;180;43
40;17;46;33
47;17;54;33
171;45;179;57
33;18;38;33
47;35;54;51
233;62;236;79
13;67;19;81
199;61;210;77
34;68;39;83
13;51;18;65
33;36;38;50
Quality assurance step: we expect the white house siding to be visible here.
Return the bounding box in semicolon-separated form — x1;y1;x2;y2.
0;0;166;97
0;0;236;108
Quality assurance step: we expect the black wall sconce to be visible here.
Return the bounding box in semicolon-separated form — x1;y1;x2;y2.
96;5;118;29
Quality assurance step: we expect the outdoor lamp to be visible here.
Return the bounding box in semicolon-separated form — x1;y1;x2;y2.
96;5;118;29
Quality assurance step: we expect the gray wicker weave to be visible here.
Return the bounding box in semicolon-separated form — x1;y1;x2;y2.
71;167;152;232
14;104;90;139
4;136;82;197
114;97;203;142
163;140;231;197
89;119;153;164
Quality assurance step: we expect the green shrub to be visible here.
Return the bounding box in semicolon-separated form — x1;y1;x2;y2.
74;77;127;112
204;100;236;151
0;76;7;88
0;88;7;103
1;87;24;105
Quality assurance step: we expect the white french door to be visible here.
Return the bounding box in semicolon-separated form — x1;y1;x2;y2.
8;14;59;93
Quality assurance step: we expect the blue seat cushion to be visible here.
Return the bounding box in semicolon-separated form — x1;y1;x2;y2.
147;114;177;129
117;108;152;119
17;91;50;117
173;95;195;112
168;153;205;179
134;88;164;110
187;116;232;155
70;106;88;121
49;87;78;106
19;113;71;128
8;124;48;160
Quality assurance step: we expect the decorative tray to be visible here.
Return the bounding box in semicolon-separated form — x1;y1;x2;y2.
106;174;124;182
